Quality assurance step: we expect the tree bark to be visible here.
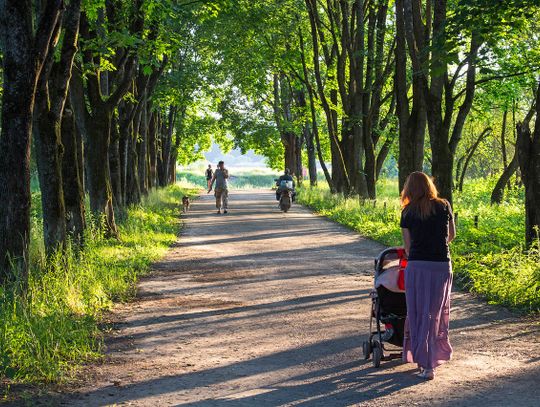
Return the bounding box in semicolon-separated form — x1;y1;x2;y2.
395;0;426;191
0;0;63;284
61;104;86;244
517;83;540;246
491;151;518;204
148;111;158;189
109;112;124;208
458;127;491;191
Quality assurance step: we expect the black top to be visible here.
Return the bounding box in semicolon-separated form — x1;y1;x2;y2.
400;200;453;262
205;168;213;179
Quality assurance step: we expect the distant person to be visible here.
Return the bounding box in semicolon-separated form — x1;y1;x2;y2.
400;171;456;380
205;165;213;190
276;168;295;202
208;161;229;214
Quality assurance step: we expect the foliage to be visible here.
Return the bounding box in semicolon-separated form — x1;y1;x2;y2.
0;183;198;383
298;178;540;312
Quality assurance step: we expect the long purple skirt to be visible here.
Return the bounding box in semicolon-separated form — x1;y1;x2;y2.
403;260;453;369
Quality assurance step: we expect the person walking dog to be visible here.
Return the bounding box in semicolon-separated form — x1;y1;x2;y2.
400;172;456;380
208;161;229;214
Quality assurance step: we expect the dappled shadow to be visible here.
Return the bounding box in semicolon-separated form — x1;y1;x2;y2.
38;336;421;406
105;289;370;348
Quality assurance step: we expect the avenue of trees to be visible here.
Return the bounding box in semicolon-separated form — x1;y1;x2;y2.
1;0;540;286
0;0;213;285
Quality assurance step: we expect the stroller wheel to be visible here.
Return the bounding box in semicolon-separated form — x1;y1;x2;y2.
372;342;383;368
362;340;372;360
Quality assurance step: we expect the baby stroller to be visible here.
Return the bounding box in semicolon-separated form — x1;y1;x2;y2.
362;247;407;367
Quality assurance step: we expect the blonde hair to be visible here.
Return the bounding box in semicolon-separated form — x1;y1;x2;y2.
401;172;446;220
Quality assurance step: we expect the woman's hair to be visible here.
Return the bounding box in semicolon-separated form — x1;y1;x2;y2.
401;172;446;219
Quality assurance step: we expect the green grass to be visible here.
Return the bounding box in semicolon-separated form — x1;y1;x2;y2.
297;178;540;313
177;169;278;189
0;182;199;385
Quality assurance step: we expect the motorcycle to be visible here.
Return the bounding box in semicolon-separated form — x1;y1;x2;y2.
275;179;294;212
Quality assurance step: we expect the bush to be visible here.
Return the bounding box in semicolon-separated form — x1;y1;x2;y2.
0;183;199;383
297;178;540;313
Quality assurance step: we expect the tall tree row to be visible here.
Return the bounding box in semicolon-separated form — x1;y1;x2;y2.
0;0;208;285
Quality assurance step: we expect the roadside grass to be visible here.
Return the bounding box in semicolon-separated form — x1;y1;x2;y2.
177;169;277;189
0;182;199;385
297;178;540;313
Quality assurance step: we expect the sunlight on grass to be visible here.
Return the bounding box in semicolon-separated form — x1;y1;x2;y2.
298;178;540;313
0;182;199;383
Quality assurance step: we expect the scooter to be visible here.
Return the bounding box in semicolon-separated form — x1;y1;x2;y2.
275;178;294;212
279;188;293;212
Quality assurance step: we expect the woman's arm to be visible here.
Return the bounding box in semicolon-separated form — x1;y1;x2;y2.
401;228;411;256
448;217;456;243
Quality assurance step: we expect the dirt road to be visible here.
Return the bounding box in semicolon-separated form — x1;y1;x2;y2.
41;190;539;406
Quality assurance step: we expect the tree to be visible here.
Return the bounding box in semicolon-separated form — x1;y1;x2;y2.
33;0;82;255
0;0;64;284
71;2;144;235
395;0;426;191
517;81;540;246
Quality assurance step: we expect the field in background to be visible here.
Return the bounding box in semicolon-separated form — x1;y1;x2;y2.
177;166;279;189
298;178;540;313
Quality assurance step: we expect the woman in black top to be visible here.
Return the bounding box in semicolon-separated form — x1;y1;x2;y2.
205;165;213;190
400;172;456;380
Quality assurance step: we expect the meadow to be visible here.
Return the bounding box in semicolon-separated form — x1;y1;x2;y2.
177;167;279;189
297;178;540;313
1;182;199;385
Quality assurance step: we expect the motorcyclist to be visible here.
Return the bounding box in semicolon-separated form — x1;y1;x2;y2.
276;168;296;202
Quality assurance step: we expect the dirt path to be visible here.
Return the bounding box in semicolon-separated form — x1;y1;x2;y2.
40;190;539;406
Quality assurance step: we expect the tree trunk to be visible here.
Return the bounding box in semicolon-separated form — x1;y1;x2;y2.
34;104;67;254
0;0;63;284
61;105;86;243
137;101;149;196
501;109;508;170
304;124;317;186
148;111;158;189
458;127;491;191
491;152;518;204
85;106;118;235
126;111;142;205
109;114;123;207
33;0;81;255
517;83;540;246
395;0;425;191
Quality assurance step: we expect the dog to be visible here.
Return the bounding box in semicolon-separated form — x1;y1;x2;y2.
182;196;190;213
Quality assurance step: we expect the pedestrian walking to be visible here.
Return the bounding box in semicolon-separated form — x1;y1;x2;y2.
208;161;229;214
400;171;456;380
205;165;213;190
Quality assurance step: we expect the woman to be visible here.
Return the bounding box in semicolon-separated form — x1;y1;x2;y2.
400;172;456;380
205;164;214;190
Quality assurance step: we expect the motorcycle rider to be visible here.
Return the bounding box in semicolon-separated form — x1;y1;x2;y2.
276;168;296;202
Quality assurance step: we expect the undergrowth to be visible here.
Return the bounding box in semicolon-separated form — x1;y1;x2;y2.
298;178;540;313
0;183;199;384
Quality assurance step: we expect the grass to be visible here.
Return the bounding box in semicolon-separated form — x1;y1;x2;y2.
0;182;199;386
297;178;540;313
